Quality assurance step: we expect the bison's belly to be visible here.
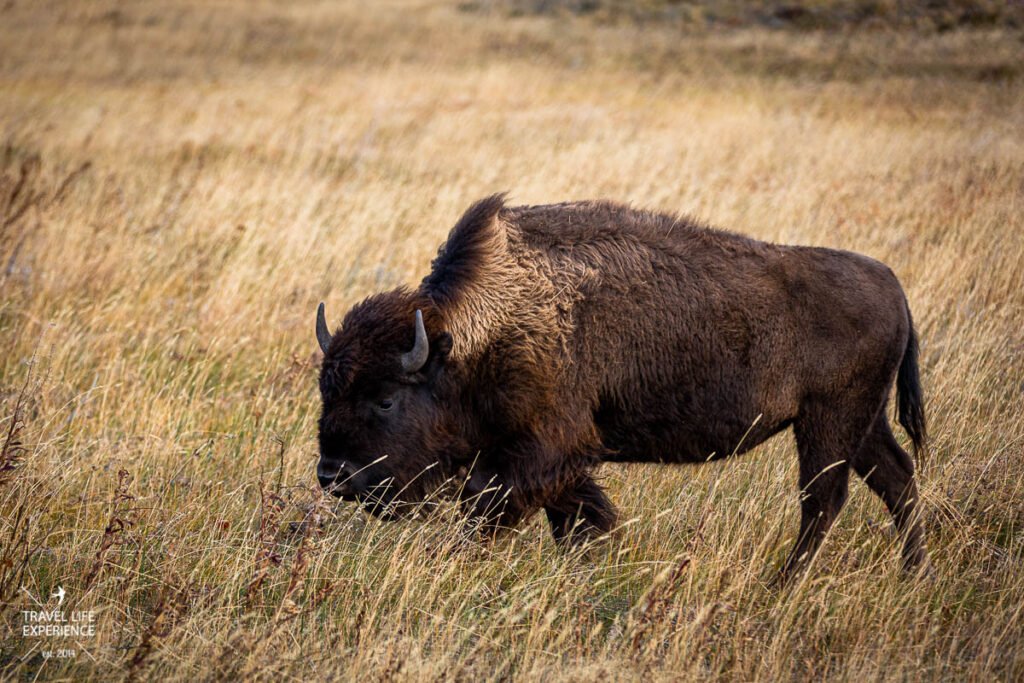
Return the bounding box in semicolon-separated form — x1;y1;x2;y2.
593;386;792;464
599;420;710;463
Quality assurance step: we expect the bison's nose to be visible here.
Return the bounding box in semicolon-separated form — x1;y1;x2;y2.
317;459;358;499
317;457;343;481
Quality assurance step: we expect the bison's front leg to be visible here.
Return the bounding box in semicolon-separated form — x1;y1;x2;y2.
458;464;533;537
457;429;612;542
544;474;617;546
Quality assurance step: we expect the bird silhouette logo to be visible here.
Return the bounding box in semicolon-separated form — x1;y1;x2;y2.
51;586;66;606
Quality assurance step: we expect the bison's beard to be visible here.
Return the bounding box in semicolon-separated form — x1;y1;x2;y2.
343;470;451;521
357;498;442;520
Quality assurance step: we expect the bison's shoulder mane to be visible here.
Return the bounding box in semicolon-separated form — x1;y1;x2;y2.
419;195;767;359
423;195;762;306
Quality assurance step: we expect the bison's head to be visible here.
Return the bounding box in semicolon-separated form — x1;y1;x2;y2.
314;293;456;517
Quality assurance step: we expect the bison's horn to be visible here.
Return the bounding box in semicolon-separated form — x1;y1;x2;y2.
401;309;429;373
316;302;332;353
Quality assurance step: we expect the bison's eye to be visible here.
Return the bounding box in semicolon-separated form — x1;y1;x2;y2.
377;398;394;411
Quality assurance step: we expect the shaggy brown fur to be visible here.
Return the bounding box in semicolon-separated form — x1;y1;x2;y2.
316;195;927;577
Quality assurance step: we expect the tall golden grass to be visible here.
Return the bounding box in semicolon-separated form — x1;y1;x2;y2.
1;1;1022;679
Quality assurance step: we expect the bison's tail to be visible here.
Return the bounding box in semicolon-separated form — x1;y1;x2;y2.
897;304;928;460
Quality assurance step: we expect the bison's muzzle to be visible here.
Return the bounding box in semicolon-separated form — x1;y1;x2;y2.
316;460;358;500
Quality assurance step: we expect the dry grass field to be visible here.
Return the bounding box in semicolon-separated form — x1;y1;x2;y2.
2;1;1023;680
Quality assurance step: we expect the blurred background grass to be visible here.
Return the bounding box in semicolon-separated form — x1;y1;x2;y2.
1;0;1023;679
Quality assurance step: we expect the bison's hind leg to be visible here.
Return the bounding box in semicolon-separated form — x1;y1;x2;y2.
780;399;879;582
852;411;927;570
544;474;617;547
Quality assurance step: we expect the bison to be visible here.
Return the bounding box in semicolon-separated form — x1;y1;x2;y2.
314;195;927;578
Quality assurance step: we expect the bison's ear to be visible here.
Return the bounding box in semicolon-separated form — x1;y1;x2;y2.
421;332;453;382
435;332;453;358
